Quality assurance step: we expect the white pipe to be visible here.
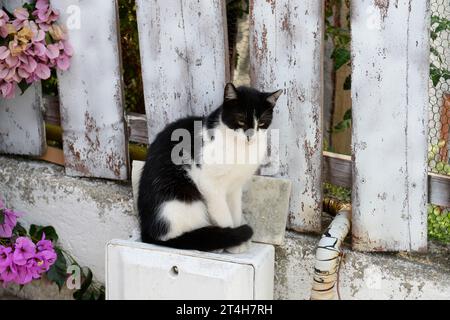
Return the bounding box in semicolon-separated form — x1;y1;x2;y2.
311;203;351;300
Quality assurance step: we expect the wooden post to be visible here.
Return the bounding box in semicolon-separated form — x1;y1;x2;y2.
250;0;324;233
51;0;129;180
351;0;430;251
136;0;229;142
0;0;46;156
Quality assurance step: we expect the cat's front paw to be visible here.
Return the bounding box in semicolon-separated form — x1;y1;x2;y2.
226;241;250;254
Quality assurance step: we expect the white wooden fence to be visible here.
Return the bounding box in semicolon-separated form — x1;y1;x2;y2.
0;0;445;252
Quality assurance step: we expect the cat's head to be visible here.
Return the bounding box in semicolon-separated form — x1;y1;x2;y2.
221;83;282;140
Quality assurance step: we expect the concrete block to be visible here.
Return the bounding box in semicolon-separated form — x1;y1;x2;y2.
242;176;291;245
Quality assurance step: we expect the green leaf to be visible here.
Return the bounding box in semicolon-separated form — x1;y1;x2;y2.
96;287;106;300
73;267;93;300
333;119;352;133
0;209;4;225
430;47;442;63
343;74;351;90
29;224;59;242
333;109;352;133
430;30;437;41
343;108;352;121
431;71;442;87
12;222;28;237
45;33;53;45
18;81;32;95
331;47;351;71
22;2;36;14
46;248;68;291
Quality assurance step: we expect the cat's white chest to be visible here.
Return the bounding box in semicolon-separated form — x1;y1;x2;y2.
188;126;267;192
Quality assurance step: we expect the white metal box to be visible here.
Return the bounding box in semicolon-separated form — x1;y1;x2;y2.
106;239;274;300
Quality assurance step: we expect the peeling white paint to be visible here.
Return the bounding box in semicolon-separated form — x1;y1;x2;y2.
136;0;229;142
249;0;324;233
351;0;430;251
51;0;129;180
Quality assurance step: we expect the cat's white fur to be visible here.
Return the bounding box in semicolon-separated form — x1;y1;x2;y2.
159;118;268;252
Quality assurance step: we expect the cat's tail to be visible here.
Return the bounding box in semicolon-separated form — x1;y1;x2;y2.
152;225;253;251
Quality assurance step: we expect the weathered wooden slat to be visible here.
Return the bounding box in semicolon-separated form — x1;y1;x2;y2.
429;173;450;208
136;0;229;143
0;84;45;156
43;95;60;126
351;1;430;252
250;0;324;233
51;0;129;180
127;112;148;145
0;0;45;156
323;151;352;188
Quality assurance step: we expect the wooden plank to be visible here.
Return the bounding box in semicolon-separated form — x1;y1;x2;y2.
323;151;352;188
351;1;430;252
43;95;60;126
428;173;450;208
250;0;324;233
323;152;450;208
38;146;65;166
438;93;449;162
127;112;148;145
136;0;229;142
0;83;46;156
51;0;129;180
0;0;45;156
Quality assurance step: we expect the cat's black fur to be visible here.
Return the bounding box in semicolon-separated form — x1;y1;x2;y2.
138;85;279;251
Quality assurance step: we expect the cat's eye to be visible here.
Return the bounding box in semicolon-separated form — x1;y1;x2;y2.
258;122;266;127
237;120;245;126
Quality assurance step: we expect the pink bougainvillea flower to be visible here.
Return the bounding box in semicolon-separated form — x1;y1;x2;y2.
34;62;51;79
36;233;53;252
15;265;34;285
0;10;10;38
0;81;15;99
0;46;10;60
33;0;59;30
12;237;36;265
56;55;70;71
12;8;30;29
35;249;56;271
27;258;43;279
48;24;66;41
0;263;17;284
0;199;22;238
18;56;37;77
45;43;59;60
0;10;9;25
0;246;13;270
0;1;71;99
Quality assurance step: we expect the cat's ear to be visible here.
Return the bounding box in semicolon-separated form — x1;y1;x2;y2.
224;83;238;101
266;89;283;107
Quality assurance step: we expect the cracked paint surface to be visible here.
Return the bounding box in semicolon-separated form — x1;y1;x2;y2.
250;0;324;233
351;0;429;251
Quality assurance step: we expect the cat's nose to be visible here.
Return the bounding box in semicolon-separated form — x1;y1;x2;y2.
245;129;255;141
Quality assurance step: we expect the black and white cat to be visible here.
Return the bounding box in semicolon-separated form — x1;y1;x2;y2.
138;83;282;252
